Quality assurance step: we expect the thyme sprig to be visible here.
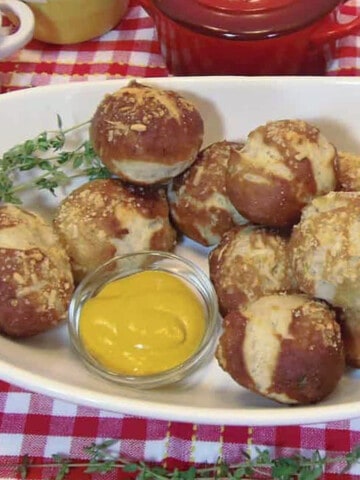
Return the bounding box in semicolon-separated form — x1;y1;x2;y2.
0;115;111;204
8;439;360;480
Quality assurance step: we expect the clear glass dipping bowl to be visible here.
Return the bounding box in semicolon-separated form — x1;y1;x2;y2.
68;250;220;389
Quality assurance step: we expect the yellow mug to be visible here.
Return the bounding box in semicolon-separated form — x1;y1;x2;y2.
23;0;129;45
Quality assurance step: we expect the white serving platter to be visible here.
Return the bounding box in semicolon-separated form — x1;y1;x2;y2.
1;76;360;426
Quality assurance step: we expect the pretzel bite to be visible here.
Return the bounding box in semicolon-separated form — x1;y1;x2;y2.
337;307;360;368
216;294;344;405
226;119;337;228
336;151;360;191
168;141;247;246
53;178;177;283
209;224;294;316
0;204;74;337
90;81;204;185
289;191;360;309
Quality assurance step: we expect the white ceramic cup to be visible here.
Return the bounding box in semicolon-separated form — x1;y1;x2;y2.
0;0;34;59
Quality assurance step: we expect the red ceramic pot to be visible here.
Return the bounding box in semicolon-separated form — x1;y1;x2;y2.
138;0;360;75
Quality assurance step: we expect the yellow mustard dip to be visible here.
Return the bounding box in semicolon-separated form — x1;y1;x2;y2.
79;270;206;376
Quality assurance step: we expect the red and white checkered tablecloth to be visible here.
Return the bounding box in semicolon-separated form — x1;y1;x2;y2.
0;0;168;93
2;378;360;479
2;1;360;479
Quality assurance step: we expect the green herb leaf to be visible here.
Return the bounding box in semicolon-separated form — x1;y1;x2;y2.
123;462;140;473
57;113;63;130
344;445;360;471
0;116;111;204
3;439;360;479
17;455;31;480
52;455;71;480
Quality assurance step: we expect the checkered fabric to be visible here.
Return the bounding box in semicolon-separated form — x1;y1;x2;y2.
0;0;168;93
327;0;360;75
2;0;360;478
1;380;360;479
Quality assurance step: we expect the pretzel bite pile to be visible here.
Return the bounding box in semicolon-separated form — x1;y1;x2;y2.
0;205;74;337
53;82;206;283
187;117;359;406
0;81;204;339
204;115;360;404
83;91;360;405
5;80;360;408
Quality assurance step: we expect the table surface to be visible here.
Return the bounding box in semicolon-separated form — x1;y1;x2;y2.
1;1;360;479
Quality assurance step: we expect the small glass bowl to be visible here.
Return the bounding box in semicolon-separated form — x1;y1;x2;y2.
68;250;220;389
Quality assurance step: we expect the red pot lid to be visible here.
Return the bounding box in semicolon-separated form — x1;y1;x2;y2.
153;0;342;39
